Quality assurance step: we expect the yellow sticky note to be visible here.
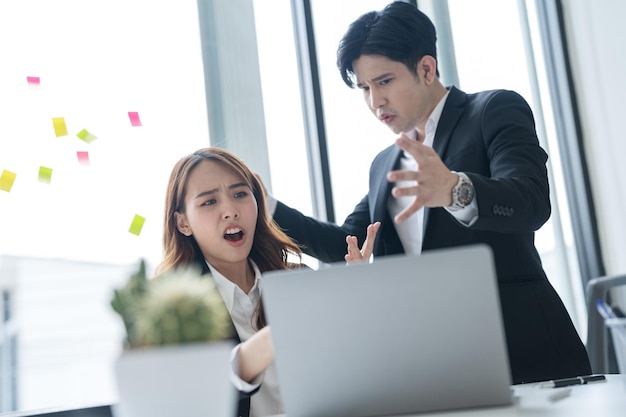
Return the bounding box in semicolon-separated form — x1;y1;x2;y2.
77;129;97;143
52;117;68;137
38;166;53;184
0;169;17;192
128;214;146;236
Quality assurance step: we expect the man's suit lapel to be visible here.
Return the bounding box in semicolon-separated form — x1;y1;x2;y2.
423;86;467;238
432;86;466;158
371;146;402;222
370;146;403;256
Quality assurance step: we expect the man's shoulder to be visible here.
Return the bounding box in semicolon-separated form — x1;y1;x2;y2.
447;87;530;116
464;88;527;105
363;143;400;177
371;143;399;166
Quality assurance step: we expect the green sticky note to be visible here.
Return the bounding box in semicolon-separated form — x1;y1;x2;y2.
0;169;17;192
76;129;97;143
38;166;53;184
128;214;146;236
52;117;68;137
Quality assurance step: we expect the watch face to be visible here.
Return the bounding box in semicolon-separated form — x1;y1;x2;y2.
458;182;474;206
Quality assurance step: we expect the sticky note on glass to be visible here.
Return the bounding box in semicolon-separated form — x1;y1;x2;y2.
128;214;146;236
52;117;68;137
128;111;142;127
0;169;17;192
77;151;90;166
38;166;53;184
27;76;41;88
77;129;97;143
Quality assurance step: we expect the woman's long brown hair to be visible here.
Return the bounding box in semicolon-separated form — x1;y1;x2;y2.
157;147;302;330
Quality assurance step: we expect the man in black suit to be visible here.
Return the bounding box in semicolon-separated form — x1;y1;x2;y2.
270;2;591;384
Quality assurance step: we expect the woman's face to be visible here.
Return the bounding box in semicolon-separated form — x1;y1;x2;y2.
175;159;258;271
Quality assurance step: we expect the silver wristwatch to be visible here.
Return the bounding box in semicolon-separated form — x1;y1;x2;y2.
448;172;475;210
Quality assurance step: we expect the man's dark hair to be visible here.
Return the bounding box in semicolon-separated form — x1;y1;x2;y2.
337;1;438;88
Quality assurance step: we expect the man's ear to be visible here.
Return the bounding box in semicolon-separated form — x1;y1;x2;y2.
419;55;437;84
175;212;192;236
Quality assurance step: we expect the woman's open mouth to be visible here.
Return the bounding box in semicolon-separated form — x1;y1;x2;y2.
224;227;244;243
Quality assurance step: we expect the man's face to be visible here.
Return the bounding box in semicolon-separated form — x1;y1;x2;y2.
353;54;433;135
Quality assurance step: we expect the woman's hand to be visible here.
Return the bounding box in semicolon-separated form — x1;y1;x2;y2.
345;222;381;264
237;326;274;382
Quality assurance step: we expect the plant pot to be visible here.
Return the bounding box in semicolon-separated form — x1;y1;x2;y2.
112;340;236;417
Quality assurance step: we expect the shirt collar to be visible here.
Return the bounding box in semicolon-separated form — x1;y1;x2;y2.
424;90;450;146
406;90;450;148
207;260;262;311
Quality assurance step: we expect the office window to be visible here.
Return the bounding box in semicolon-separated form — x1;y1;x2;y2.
252;0;312;215
308;0;395;222
0;1;210;270
0;0;209;411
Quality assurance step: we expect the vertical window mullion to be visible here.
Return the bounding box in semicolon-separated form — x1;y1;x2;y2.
290;0;335;222
534;0;605;285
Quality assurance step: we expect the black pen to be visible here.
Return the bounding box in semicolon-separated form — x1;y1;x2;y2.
538;374;606;388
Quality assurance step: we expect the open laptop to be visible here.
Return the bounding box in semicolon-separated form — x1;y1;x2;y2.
262;244;513;417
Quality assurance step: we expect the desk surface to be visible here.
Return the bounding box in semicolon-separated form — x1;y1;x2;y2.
2;375;624;417
272;374;626;417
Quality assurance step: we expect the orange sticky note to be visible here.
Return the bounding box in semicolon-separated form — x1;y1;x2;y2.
77;151;91;166
38;166;53;184
128;214;145;236
52;117;68;137
128;111;142;127
0;169;17;192
76;129;97;143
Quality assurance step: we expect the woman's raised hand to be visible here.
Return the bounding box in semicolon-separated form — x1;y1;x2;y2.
345;222;381;264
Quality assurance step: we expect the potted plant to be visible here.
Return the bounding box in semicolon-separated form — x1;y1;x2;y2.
110;260;236;417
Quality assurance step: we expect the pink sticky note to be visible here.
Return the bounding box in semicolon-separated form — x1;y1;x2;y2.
77;151;91;166
27;76;41;86
128;111;142;127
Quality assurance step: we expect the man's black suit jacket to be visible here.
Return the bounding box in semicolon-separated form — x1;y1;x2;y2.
273;86;591;384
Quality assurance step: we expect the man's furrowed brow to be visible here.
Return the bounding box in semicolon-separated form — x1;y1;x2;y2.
372;72;393;82
357;72;393;88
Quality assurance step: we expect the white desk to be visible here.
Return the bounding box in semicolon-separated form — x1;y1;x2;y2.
272;374;626;417
1;376;623;417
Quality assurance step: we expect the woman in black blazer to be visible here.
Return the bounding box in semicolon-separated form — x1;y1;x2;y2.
158;147;303;417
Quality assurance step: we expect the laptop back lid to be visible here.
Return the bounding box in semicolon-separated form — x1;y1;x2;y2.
262;244;512;417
